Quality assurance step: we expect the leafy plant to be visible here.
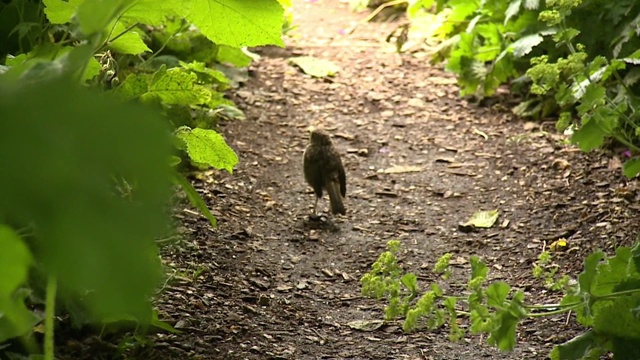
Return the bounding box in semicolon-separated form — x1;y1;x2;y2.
380;1;640;176
0;77;173;358
524;0;640;178
533;248;571;291
0;0;286;357
362;240;640;358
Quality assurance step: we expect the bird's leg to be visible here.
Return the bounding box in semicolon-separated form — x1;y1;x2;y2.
313;197;319;215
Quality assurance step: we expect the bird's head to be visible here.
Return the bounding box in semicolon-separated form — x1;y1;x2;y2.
309;129;333;146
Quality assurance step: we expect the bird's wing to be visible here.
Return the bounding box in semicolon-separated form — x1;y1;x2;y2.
338;160;346;198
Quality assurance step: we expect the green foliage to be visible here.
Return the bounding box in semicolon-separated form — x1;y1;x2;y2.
399;0;640;177
175;127;239;173
533;250;571;291
0;0;285;356
0;78;173;354
362;240;640;358
1;0;286;222
0;226;38;343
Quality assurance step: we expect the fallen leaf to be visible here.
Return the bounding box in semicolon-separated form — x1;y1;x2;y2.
464;210;499;228
348;320;384;332
289;56;340;77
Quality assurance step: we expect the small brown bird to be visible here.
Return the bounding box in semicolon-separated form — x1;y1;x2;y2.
303;129;346;215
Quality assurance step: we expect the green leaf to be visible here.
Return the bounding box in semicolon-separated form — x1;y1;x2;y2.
623;49;640;65
141;67;211;105
447;0;479;32
611;337;640;360
289;56;340;78
0;292;41;343
2;45;100;83
179;61;229;84
571;117;606;151
175;127;238;173
632;242;640;272
108;22;151;55
591;247;634;296
170;172;217;227
568;250;606;325
623;158;640;179
0;226;38;342
122;0;176;26
486;282;509;308
510;33;543;58
0;78;172;323
116;73;151;100
576;84;606;116
593;296;640;339
174;0;285;48
578;251;605;295
150;310;181;334
504;0;521;25
0;226;32;295
469;256;488;283
217;45;254;67
76;0;129;36
43;0;83;24
488;291;526;351
550;331;606;360
552;28;580;45
408;0;435;18
464;210;499;228
401;273;418;293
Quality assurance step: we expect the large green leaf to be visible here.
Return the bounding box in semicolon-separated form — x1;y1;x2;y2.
623;158;640;179
108;22;151;55
0;78;172;323
2;45;100;83
0;226;38;342
171;172;217;227
571;118;606;151
593;296;640;339
175;127;238;173
173;0;285;48
550;331;606;360
43;0;83;24
141;67;211;105
76;0;129;36
510;33;543;58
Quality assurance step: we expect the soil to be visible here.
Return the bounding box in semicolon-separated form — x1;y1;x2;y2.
63;0;640;359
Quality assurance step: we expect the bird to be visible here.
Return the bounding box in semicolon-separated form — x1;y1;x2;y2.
303;129;346;215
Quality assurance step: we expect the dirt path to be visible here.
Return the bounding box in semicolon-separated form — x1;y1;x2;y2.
152;1;640;359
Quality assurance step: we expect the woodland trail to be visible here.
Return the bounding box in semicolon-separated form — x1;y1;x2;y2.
151;1;640;359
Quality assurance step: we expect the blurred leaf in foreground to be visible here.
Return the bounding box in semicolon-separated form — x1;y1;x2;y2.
0;78;173;323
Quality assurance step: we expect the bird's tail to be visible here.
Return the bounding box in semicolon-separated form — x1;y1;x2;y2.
326;178;346;215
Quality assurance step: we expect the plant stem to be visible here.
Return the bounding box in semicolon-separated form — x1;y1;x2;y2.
45;274;57;360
